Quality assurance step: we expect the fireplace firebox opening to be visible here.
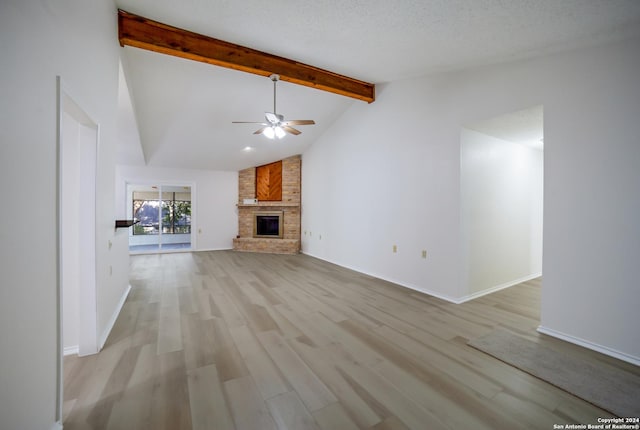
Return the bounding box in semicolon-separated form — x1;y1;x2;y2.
253;211;283;238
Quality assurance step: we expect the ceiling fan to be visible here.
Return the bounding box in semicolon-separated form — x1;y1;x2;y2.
233;74;315;139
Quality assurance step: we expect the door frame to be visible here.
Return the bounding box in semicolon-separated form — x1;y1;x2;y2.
55;76;99;422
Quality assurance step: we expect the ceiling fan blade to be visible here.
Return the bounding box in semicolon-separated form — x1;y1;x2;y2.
253;127;269;135
282;119;315;126
283;126;302;135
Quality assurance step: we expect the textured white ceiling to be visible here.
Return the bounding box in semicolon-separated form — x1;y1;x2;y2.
114;0;640;170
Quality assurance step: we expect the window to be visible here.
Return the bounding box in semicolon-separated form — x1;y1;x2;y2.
132;191;191;235
162;198;191;234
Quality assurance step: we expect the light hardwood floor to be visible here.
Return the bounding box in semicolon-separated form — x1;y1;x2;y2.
63;251;634;429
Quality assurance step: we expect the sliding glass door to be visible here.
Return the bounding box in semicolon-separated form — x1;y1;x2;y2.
127;184;192;253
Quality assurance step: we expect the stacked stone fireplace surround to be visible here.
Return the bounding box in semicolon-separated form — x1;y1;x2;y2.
232;155;301;254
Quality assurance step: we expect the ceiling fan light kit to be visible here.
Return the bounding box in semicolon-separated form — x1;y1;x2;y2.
233;74;315;139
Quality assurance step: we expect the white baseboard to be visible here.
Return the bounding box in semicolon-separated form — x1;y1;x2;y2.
301;251;462;304
50;421;63;430
195;247;233;252
63;345;79;356
301;252;542;305
456;272;542;303
537;325;640;367
99;284;131;350
369;272;462;304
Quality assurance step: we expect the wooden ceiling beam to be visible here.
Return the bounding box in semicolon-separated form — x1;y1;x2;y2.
117;10;375;103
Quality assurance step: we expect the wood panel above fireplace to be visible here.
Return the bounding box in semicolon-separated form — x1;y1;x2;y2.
256;160;282;201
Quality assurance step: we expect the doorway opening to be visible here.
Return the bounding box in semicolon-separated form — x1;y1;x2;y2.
460;105;544;299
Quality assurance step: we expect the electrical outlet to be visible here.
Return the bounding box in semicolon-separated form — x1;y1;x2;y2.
198;228;202;234
319;234;322;240
393;245;397;253
422;250;427;259
109;265;113;276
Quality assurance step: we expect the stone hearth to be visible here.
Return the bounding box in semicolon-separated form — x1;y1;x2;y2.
232;155;301;254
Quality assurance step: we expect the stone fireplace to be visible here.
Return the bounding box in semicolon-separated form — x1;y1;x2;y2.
232;155;301;254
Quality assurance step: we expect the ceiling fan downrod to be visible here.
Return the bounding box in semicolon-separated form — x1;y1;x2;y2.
270;74;279;114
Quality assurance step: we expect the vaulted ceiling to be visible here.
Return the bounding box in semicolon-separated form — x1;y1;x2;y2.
115;0;640;171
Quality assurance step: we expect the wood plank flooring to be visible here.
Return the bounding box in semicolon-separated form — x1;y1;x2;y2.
63;251;635;429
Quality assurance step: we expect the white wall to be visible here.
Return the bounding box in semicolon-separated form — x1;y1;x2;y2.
302;36;640;362
0;1;127;428
460;129;543;297
116;165;238;251
538;39;640;364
